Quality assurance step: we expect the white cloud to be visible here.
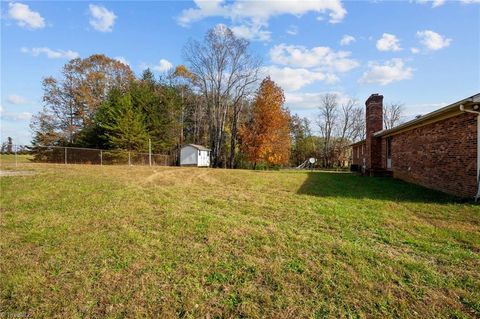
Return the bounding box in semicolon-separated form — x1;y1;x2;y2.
140;60;172;72
285;91;352;110
410;47;420;54
21;47;79;59
416;0;480;5
416;30;451;50
88;4;116;32
153;59;173;73
178;0;346;25
265;44;359;90
286;25;298;36
432;0;446;6
359;58;413;85
14;112;32;121
1;109;33;121
177;0;346;42
8;2;45;29
1;97;33;123
376;33;402;51
7;94;26;105
269;44;359;73
404;102;447;117
114;56;130;66
415;0;446;7
231;23;271;42
261;66;338;91
340;34;355;46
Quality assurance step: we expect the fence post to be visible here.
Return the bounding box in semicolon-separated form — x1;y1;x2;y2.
65;147;67;165
128;151;131;166
149;139;152;167
14;145;18;167
100;150;103;166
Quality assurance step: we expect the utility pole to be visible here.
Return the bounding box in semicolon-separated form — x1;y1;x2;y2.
180;88;184;145
149;138;152;167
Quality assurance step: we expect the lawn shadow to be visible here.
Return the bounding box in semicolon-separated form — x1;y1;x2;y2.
297;171;468;204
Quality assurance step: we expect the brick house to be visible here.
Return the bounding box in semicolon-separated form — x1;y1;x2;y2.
351;93;480;199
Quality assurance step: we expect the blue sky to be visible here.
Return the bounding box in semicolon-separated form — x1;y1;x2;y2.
1;0;479;145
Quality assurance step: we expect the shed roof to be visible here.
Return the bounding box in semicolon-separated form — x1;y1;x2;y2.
183;144;211;151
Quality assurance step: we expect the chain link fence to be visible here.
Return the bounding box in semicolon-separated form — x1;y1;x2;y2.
0;145;171;167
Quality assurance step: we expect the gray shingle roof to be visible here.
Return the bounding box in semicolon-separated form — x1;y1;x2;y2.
374;92;480;138
183;144;211;151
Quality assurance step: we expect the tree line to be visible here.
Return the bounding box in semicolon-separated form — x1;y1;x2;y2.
290;95;404;168
30;25;403;169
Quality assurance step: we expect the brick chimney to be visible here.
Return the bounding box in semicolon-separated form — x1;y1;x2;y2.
365;94;383;173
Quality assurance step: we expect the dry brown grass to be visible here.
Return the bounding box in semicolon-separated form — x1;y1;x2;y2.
1;163;479;318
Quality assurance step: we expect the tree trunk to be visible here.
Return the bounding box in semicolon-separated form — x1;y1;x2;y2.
229;111;239;169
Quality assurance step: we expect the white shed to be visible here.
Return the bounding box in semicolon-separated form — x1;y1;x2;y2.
180;144;211;167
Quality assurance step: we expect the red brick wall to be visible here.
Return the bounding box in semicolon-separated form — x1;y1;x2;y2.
390;112;477;198
352;142;366;166
352;145;358;164
380;138;387;170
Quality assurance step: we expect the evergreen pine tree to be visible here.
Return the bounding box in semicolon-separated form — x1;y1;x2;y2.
97;89;149;151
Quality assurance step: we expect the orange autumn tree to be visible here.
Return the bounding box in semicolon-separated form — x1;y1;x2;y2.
240;77;291;168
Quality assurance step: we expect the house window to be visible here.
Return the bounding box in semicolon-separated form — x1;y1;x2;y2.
356;146;359;158
361;144;364;155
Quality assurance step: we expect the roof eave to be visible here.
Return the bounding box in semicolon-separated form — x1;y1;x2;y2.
374;93;480;138
349;139;366;147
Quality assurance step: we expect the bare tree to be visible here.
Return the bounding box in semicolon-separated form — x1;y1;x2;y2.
338;98;360;141
183;25;260;168
316;94;366;167
335;98;365;167
171;65;208;146
351;107;366;142
383;102;404;130
317;94;338;167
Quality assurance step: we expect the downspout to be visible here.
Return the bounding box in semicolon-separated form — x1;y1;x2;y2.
459;104;480;201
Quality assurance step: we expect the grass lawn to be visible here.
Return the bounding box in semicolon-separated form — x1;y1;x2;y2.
0;154;33;165
1;163;479;318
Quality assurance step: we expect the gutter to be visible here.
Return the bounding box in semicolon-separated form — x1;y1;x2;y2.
349;139;366;147
375;93;480;138
459;104;480;201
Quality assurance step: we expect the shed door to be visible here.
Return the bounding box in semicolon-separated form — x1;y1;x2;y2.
386;137;392;169
198;150;208;166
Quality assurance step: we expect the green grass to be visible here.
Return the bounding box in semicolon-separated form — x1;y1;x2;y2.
0;154;33;166
1;164;479;318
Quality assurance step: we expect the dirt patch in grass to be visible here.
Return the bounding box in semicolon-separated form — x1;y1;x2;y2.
0;170;36;177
